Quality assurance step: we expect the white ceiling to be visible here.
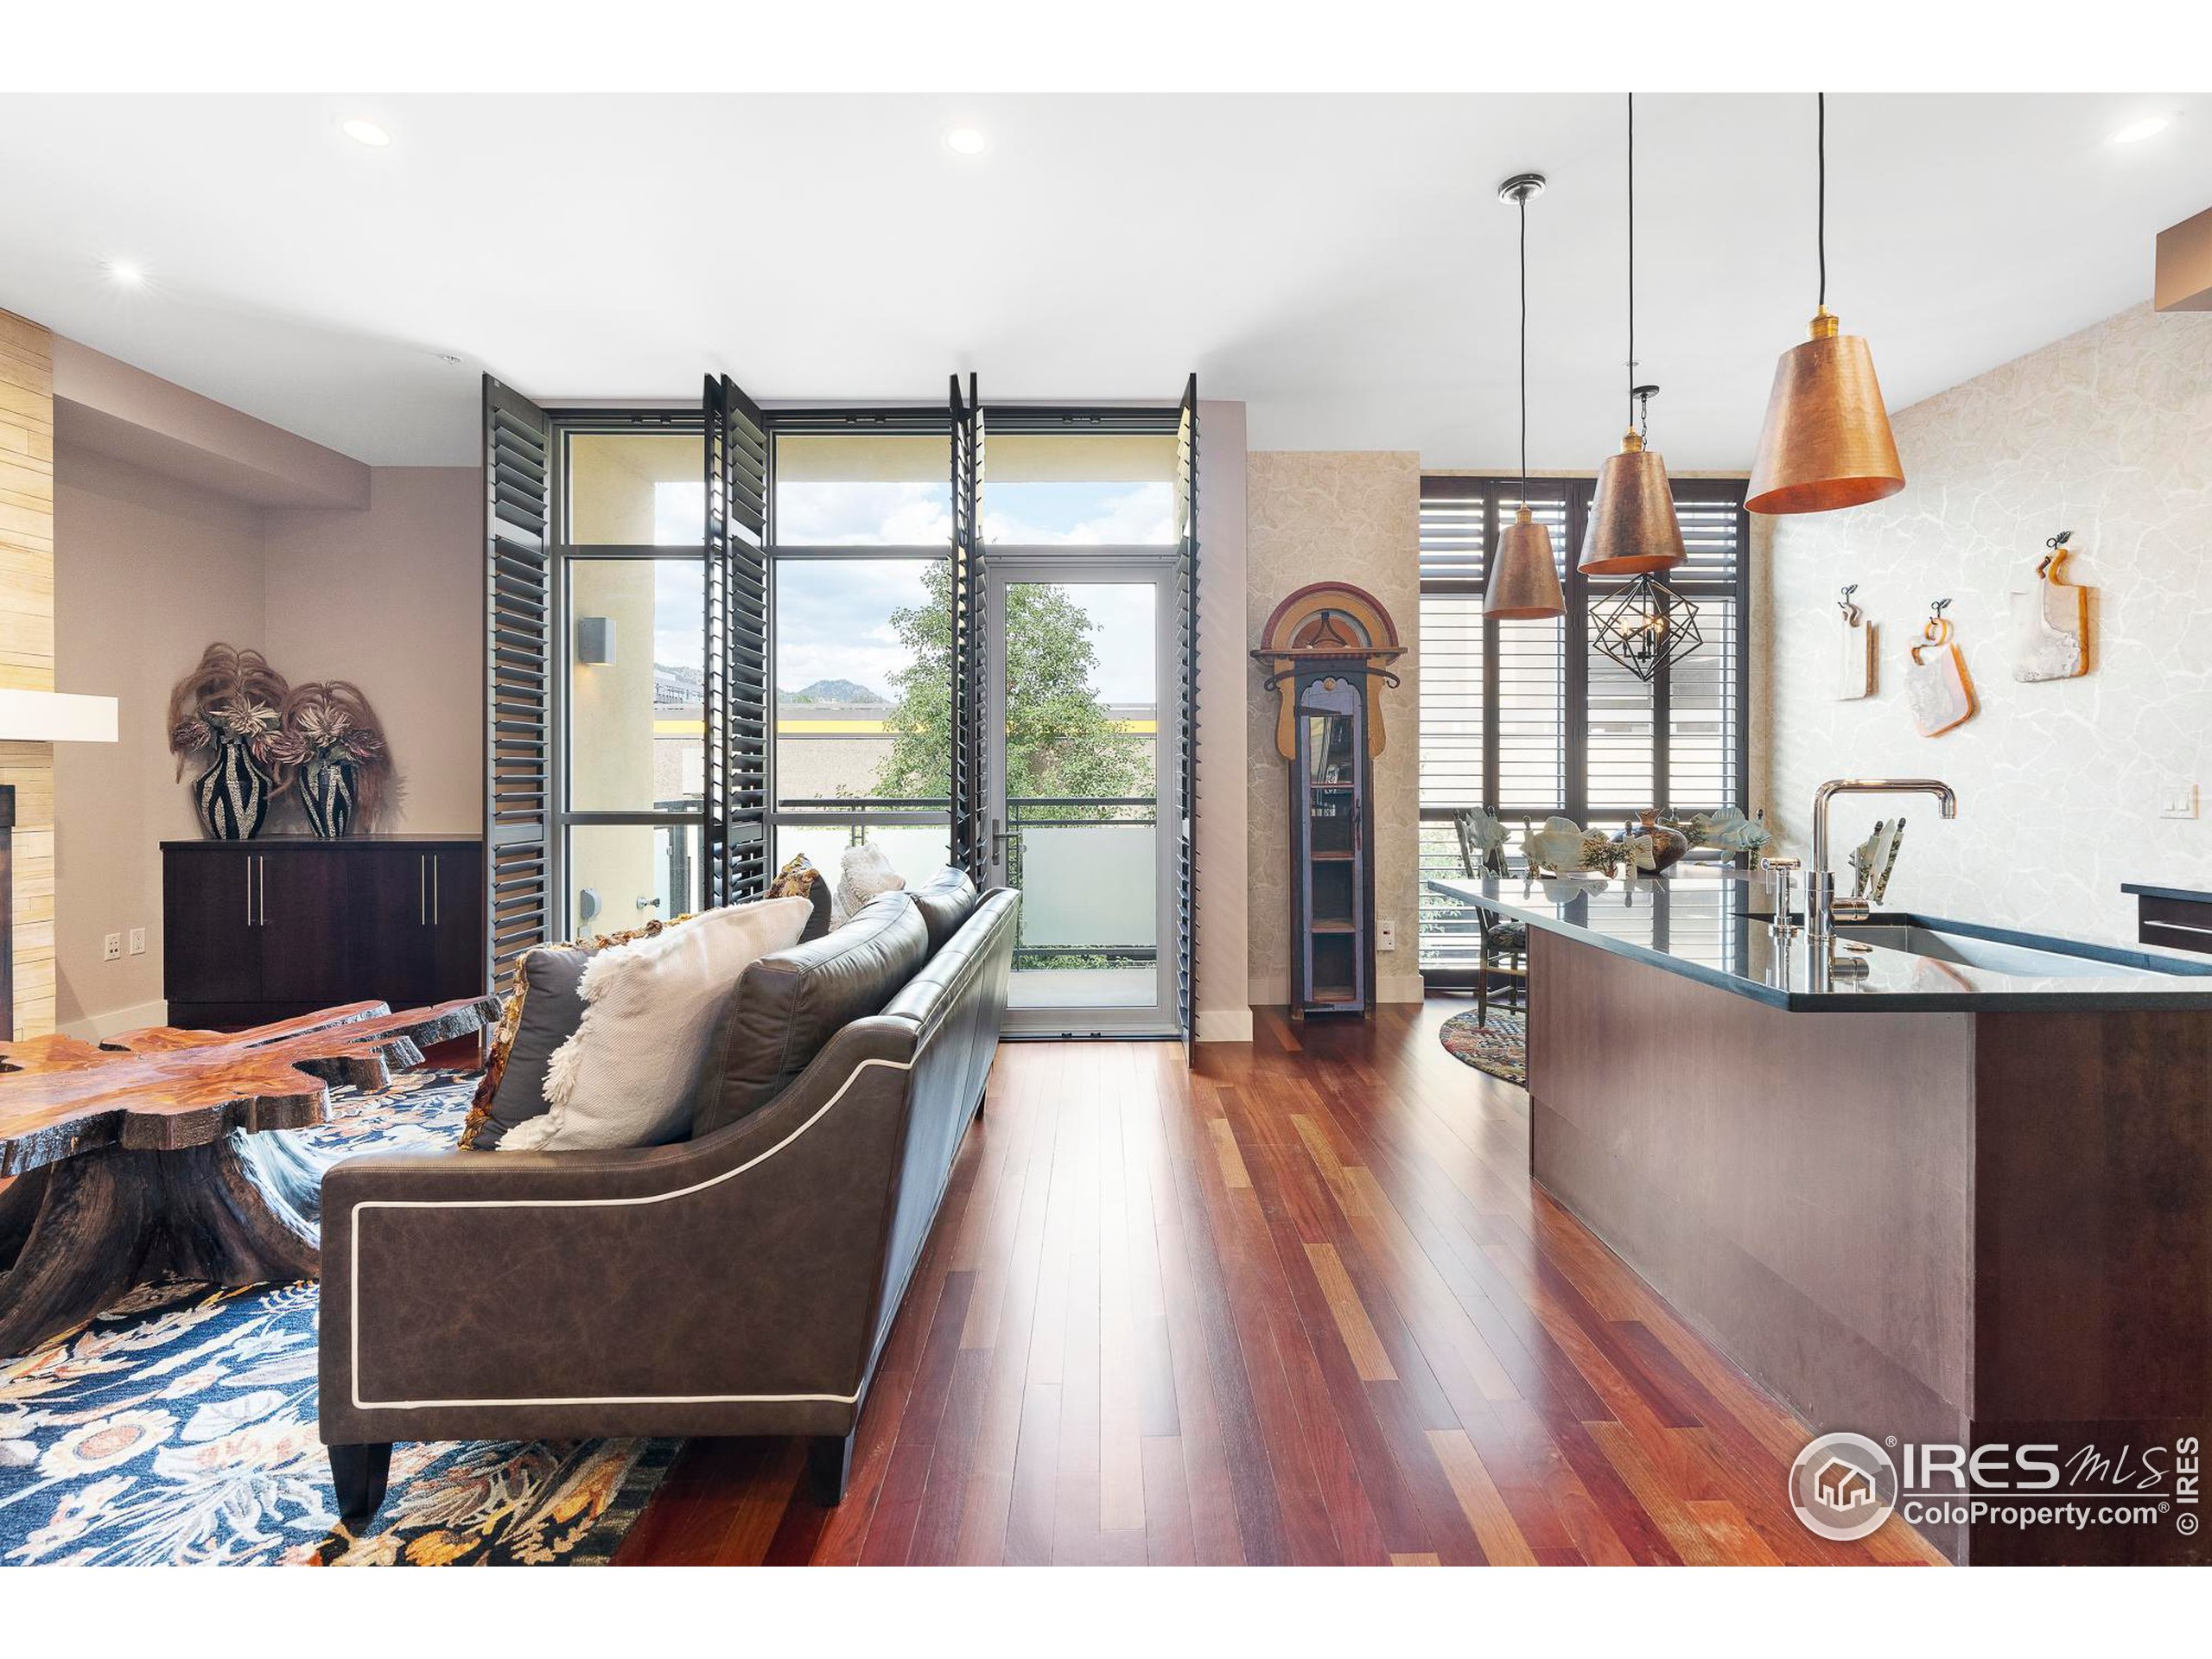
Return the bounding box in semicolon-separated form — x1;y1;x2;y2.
2;92;2206;470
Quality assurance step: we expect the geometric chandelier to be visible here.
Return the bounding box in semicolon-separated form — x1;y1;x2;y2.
1589;572;1703;683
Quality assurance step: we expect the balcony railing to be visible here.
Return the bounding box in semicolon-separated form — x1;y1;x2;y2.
775;794;1157;968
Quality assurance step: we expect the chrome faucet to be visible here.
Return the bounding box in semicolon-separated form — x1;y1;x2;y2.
1808;778;1958;943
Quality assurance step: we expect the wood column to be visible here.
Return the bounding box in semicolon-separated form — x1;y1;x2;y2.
0;311;55;1039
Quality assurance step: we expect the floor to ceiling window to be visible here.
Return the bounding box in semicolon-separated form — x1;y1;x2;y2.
1417;474;1750;977
768;423;955;890
552;421;709;938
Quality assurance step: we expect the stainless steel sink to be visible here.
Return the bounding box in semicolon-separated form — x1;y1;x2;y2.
1834;923;2167;979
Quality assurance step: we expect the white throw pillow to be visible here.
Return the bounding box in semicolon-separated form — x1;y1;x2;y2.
502;896;812;1152
832;842;906;926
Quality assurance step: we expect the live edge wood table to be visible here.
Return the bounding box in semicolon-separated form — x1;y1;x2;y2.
0;996;499;1357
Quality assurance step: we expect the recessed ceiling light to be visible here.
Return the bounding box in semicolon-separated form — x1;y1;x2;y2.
944;128;988;156
342;118;392;149
2110;116;2170;145
105;260;144;287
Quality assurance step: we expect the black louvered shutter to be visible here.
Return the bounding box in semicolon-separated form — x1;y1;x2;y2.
483;376;553;986
1175;375;1198;1051
706;374;771;906
949;373;988;882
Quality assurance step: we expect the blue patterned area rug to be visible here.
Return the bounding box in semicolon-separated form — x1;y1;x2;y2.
0;1071;677;1567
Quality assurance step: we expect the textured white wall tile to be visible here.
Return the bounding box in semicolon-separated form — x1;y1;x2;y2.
1757;302;2212;949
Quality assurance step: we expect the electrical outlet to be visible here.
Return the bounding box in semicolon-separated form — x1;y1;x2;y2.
1378;918;1398;952
128;927;147;957
2161;783;2199;821
103;931;122;963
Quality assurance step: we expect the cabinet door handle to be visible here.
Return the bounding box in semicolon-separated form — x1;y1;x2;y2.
257;855;266;927
432;855;441;926
246;856;255;927
420;855;428;926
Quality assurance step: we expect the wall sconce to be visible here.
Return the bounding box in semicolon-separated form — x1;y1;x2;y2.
575;617;614;666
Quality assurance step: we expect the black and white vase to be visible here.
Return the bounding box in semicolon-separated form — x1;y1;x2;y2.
192;740;270;840
301;755;358;839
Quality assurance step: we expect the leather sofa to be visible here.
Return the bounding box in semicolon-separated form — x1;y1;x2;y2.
317;884;1018;1529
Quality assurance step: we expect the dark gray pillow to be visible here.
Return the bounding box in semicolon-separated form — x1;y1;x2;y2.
462;944;588;1149
910;865;979;955
690;892;928;1137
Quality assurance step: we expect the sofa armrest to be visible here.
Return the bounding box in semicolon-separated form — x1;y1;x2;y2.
318;1018;920;1446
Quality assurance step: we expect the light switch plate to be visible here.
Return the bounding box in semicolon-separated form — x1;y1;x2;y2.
128;927;147;957
2162;783;2199;821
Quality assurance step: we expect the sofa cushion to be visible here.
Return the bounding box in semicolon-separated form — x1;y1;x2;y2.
908;865;979;955
499;896;813;1152
692;890;929;1137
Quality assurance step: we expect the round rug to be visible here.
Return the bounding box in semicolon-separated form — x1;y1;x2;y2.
1439;1007;1527;1086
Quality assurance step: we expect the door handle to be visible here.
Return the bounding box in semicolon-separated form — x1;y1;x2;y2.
420;855;428;925
257;855;266;927
432;855;441;925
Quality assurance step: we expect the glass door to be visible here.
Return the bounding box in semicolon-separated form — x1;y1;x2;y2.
986;557;1179;1036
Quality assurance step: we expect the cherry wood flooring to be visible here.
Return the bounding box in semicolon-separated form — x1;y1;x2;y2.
615;1001;1944;1566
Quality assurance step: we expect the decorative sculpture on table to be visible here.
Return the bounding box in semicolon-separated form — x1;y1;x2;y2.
1664;806;1771;856
166;644;289;840
1253;582;1405;1019
2012;530;2090;683
1523;816;1653;879
1452;806;1510;877
1904;598;1976;737
1836;584;1875;700
270;680;397;838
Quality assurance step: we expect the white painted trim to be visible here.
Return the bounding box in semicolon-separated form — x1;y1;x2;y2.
60;999;168;1043
348;1054;913;1411
1195;1007;1254;1043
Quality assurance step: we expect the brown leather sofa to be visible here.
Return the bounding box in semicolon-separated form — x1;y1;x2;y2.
316;885;1018;1529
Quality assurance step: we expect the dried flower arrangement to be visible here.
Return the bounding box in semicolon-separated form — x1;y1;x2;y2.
270;680;397;836
165;645;291;838
165;644;290;774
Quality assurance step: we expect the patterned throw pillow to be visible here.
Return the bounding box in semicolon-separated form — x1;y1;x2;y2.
768;852;832;942
461;912;695;1149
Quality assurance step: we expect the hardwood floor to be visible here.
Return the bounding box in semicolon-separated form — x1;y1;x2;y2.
614;1000;1944;1566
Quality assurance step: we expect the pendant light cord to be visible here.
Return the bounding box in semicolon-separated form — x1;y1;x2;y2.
1817;92;1827;308
1626;92;1636;429
1518;188;1529;499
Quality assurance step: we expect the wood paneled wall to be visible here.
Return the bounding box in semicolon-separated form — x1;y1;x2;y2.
0;310;55;1038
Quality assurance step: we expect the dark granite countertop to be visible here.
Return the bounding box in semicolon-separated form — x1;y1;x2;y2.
1427;868;2212;1012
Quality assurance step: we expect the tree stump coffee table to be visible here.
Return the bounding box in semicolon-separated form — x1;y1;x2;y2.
0;996;499;1357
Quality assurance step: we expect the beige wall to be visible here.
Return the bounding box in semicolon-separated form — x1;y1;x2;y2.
1758;301;2212;948
264;467;480;834
0;312;55;1038
53;448;267;1030
49;443;480;1035
1245;451;1421;1008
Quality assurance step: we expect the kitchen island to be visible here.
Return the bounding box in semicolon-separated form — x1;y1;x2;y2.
1430;869;2212;1565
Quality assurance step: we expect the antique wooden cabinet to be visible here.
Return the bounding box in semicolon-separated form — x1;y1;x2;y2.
162;836;484;1027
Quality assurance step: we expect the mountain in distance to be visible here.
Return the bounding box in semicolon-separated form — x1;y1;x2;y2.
779;678;886;705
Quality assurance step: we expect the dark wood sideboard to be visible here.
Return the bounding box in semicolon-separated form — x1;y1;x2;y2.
162;837;484;1028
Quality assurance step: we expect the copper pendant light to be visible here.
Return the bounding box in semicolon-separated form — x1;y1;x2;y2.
1486;173;1565;620
1745;94;1905;515
1580;95;1687;577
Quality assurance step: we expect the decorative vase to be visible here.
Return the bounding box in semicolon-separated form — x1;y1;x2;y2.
1632;810;1689;874
301;755;358;839
192;740;270;840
